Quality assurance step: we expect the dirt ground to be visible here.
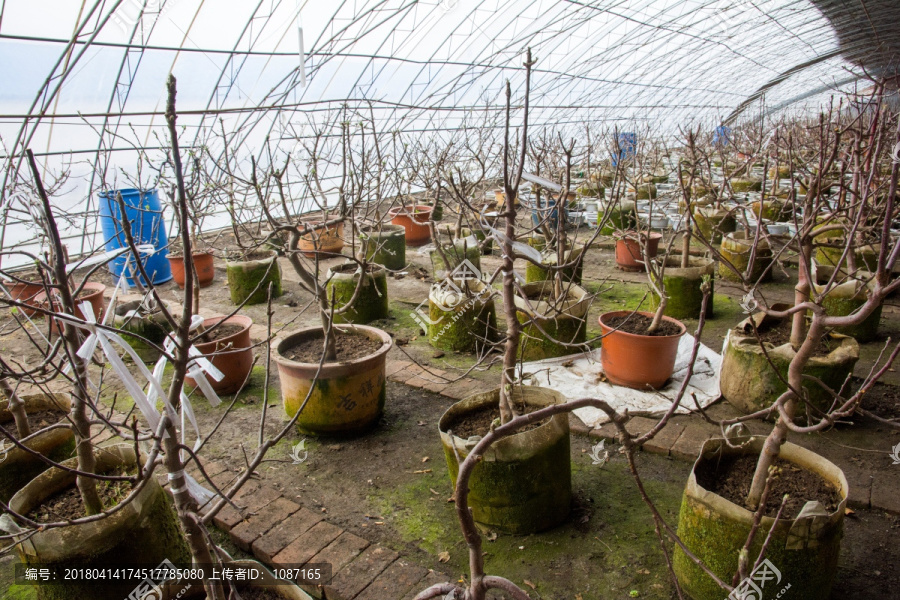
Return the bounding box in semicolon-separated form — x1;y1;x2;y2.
2;226;900;599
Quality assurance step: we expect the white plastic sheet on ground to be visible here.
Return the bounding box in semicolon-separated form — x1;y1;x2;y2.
521;334;721;428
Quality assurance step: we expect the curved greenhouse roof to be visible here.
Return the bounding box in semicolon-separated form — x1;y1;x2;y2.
0;0;897;257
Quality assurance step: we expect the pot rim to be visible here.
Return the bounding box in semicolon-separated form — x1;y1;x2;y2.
387;204;434;217
616;230;663;242
326;261;387;279
598;309;687;340
273;324;392;373
515;281;590;319
166;251;214;260
359;223;406;236
688;436;848;527
193;314;253;353
225;248;278;267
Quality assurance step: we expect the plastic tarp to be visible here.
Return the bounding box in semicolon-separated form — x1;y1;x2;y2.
521;334;721;427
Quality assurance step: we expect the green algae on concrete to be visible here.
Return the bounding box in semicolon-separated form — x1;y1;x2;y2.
812;264;882;342
359;224;406;270
438;387;571;534
325;263;389;325
730;177;762;193
515;281;590;361
673;438;847;600
428;279;498;353
650;257;715;320
225;251;283;306
598;199;636;235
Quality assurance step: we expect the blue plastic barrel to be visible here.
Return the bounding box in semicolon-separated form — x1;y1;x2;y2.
98;188;172;285
713;125;731;146
612;132;637;166
531;196;566;231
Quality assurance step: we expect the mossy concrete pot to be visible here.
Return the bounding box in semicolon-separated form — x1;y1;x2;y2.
731;177;762;193
693;206;736;244
719;231;772;283
597;199;635;234
812;264;881;343
750;200;791;222
274;325;391;436
633;183;657;200
113;298;177;362
0;393;74;504
430;240;481;280
650;257;715;320
325;262;389;325
515;282;590;361
359;224;406;270
438;386;571;534
225;250;282;306
8;445;192;600
719;312;859;416
525;243;585;284
428;279;498;353
673;437;847;600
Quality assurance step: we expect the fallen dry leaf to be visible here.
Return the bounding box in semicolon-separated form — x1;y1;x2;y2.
486;531;498;542
576;595;584;600
438;551;450;563
524;580;536;590
413;469;433;474
422;456;430;463
429;488;440;495
845;507;856;516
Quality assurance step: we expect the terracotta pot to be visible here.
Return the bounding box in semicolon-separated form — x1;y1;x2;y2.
185;315;254;395
388;205;433;246
168;252;215;289
614;231;662;272
40;282;107;335
598;310;686;389
5;279;45;317
274;325;391;435
298;221;345;258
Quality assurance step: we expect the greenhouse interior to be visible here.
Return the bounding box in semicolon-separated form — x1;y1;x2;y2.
1;1;900;599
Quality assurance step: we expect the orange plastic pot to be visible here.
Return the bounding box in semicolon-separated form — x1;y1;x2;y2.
40;282;107;335
185;314;254;395
614;231;662;272
598;310;686;389
388;205;433;246
6;280;45;316
168;252;215;289
298;221;345;258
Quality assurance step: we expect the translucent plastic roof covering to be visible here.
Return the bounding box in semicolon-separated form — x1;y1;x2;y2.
0;0;896;259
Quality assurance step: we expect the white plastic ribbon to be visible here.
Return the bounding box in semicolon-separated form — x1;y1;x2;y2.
479;216;543;264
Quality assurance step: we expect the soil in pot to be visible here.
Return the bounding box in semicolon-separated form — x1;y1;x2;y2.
696;454;842;519
602;312;682;336
442;399;548;437
280;330;383;363
225;251;282;306
27;466;132;522
200;322;246;343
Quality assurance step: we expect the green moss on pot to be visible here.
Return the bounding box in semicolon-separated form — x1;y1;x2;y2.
11;446;191;600
439;387;571;534
813;265;881;342
428;279;498;353
634;183;657;200
719;313;859;416
113;300;176;362
360;224;406;271
525;244;585;284
674;438;847;600
650;257;715;320
719;231;772;283
430;240;481;279
731;177;762;193
515;282;590;361
325;263;389;325
226;251;282;306
598;200;636;235
692;206;735;244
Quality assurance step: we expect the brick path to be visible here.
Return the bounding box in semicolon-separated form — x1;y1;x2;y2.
171;356;898;600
